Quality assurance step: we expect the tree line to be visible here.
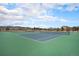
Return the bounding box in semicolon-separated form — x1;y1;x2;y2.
0;26;79;32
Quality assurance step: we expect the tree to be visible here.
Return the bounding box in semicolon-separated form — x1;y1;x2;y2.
61;27;64;31
6;26;9;31
72;27;77;31
56;28;60;31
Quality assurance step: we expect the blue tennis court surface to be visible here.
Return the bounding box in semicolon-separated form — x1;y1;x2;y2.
21;32;67;41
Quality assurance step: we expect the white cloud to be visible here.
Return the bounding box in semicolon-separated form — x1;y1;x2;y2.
41;3;79;12
65;4;79;12
0;5;24;21
0;6;23;15
37;15;68;23
59;19;68;22
57;3;79;12
3;15;23;20
0;3;78;27
37;15;56;21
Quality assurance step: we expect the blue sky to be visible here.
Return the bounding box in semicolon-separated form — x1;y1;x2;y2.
0;3;79;28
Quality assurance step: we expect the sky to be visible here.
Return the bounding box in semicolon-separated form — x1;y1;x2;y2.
0;3;79;28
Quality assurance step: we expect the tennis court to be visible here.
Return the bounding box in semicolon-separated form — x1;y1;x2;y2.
20;32;68;41
0;32;79;56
